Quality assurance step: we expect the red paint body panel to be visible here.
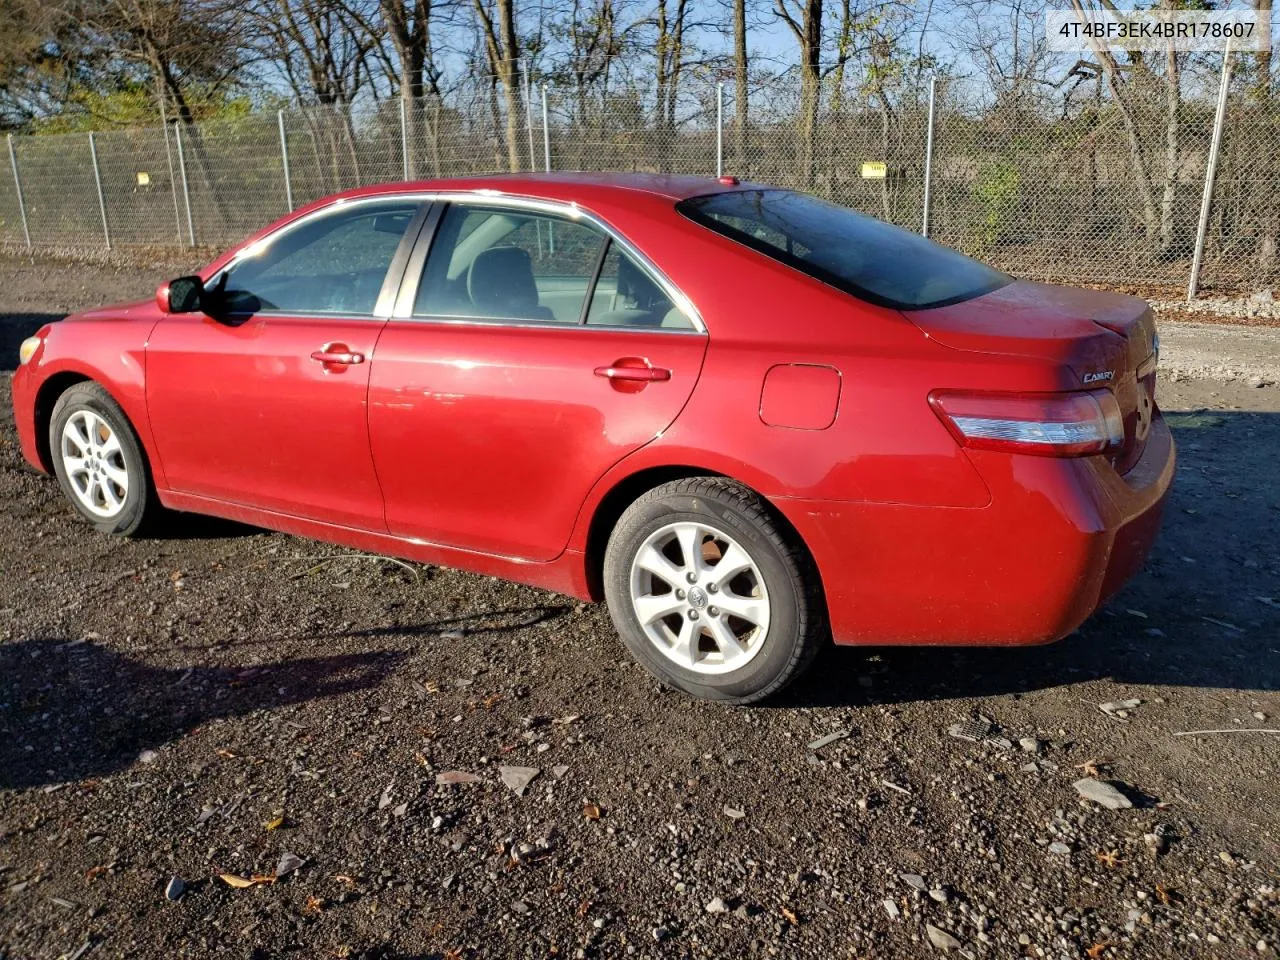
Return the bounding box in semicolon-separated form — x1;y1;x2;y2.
145;313;387;529
10;173;1176;653
368;322;707;560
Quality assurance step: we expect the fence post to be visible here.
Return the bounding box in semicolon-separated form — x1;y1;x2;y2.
278;110;294;211
541;84;551;172
6;134;31;251
399;98;410;181
161;121;183;244
921;76;937;237
716;83;724;177
1188;43;1233;302
173;122;196;247
88;133;111;250
523;61;536;172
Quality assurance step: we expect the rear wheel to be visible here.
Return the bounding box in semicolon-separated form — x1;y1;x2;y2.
603;477;826;704
49;382;159;536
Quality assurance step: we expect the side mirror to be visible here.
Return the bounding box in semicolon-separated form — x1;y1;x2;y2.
162;275;205;314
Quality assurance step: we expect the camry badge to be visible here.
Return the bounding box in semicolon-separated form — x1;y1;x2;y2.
1082;370;1114;384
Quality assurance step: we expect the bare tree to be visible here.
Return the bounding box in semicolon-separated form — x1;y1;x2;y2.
1069;0;1185;256
471;0;524;170
379;0;447;176
732;0;748;166
773;0;822;185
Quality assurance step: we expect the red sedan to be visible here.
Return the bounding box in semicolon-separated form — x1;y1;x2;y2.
11;174;1174;703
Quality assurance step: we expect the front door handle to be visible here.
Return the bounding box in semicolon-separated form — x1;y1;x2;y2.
593;363;671;382
311;344;365;366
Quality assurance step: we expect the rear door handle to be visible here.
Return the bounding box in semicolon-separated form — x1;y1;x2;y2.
311;345;365;366
593;364;671;382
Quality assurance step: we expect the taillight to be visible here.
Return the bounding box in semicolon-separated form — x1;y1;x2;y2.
929;390;1125;457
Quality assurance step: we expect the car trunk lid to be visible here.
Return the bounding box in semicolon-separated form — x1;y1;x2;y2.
903;279;1158;474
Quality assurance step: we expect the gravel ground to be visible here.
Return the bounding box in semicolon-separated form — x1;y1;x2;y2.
1;255;1278;959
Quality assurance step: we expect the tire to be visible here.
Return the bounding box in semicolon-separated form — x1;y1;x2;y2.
49;382;159;537
602;477;827;704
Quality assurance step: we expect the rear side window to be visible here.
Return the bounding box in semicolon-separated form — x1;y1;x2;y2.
414;205;606;323
677;189;1009;310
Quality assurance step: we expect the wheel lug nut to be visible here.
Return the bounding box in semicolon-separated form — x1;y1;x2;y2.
688;610;699;620
675;589;685;600
708;606;719;616
706;583;718;593
686;572;697;584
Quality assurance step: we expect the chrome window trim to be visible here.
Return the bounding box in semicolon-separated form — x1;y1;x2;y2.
205;189;707;334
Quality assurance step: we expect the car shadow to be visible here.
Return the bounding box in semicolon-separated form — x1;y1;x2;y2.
0;638;406;790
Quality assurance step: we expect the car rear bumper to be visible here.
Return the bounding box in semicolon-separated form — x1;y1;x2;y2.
10;363;44;474
774;413;1175;646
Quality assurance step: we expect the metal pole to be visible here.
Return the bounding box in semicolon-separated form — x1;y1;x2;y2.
6;134;31;251
921;76;937;237
88;133;111;249
523;61;536;172
160;107;183;244
278;110;294;211
716;82;724;177
399;98;410;181
541;84;551;172
173;122;195;247
1188;43;1233;302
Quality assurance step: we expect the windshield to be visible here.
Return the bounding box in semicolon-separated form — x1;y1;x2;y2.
677;189;1010;311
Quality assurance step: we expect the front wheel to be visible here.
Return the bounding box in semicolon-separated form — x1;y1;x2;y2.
49;382;159;537
602;477;826;704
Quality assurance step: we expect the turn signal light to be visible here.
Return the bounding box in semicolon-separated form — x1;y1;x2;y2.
929;389;1124;457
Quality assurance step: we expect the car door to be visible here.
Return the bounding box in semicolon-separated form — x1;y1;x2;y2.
146;197;426;529
367;199;709;561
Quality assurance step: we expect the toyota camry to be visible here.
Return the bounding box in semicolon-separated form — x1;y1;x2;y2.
12;173;1174;703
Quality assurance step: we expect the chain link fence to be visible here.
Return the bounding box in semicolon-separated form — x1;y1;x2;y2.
1;56;1275;299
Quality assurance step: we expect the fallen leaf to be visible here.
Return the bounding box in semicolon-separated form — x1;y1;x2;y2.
576;899;593;918
304;894;325;914
436;770;483;786
781;905;799;925
264;815;286;832
482;694;503;709
84;865;108;882
1155;883;1176;904
333;874;357;888
1094;849;1124;869
219;873;276;889
1086;942;1112;959
583;803;601;820
215;749;238;760
1074;758;1106;778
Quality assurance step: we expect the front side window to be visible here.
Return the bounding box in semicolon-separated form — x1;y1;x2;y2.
414;205;607;323
677;189;1010;311
219;200;421;315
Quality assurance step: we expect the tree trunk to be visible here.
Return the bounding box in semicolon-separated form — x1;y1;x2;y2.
472;0;525;171
733;0;748;169
798;0;822;188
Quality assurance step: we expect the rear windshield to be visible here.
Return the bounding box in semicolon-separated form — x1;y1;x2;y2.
677;189;1010;310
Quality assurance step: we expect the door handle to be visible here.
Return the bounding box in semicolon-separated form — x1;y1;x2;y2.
311;346;365;366
593;363;671;382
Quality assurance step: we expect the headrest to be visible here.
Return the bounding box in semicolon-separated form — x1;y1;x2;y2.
468;246;540;317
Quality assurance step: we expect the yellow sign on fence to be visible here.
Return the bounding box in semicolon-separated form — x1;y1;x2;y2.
860;162;887;180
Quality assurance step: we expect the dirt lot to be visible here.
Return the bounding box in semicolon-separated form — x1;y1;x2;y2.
1;255;1277;960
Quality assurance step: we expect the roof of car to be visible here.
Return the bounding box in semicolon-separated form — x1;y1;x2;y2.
335;172;743;204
